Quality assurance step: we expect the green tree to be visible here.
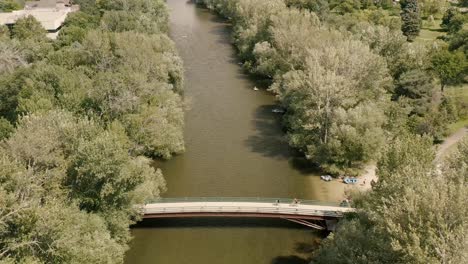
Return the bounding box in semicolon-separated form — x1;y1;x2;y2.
283;0;329;17
375;0;394;9
419;0;449;18
71;0;100;15
3;111;166;253
98;0;169;33
431;48;467;91
0;67;31;121
0;25;10;39
441;8;467;34
274;40;390;174
400;0;421;41
313;134;468;263
0;63;91;117
330;0;361;14
122;94;185;159
407;109;448;142
0;149;126;263
0;40;26;75
448;29;468;56
0;0;182;261
0;0;21;12
0;117;14;140
56;26;89;47
56;11;100;46
395;69;435;116
66;126;165;213
100;11;164;34
11;16;47;40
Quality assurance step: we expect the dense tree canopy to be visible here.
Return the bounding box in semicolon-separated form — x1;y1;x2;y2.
441;8;467;34
11;16;47;41
0;0;184;262
419;0;449;18
0;0;21;12
431;47;468;91
0;111;161;263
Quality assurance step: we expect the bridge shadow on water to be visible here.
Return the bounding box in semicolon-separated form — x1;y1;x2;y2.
271;256;310;264
133;217;328;232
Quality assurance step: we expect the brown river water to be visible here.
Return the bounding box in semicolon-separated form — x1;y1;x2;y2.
124;1;345;263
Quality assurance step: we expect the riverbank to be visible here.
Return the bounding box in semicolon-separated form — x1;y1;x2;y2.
330;126;468;202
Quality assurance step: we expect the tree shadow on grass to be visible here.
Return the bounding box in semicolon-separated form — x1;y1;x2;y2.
427;28;446;33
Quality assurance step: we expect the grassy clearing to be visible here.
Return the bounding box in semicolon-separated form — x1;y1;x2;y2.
416;19;446;43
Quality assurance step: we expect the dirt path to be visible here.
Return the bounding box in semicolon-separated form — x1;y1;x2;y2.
318;127;468;201
335;127;468;197
435;127;468;161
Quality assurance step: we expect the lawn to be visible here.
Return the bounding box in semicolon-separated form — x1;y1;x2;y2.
416;19;446;43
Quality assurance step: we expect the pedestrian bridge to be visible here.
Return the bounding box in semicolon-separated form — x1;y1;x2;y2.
142;198;355;230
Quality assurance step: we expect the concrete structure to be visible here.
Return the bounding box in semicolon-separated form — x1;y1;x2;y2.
142;198;356;230
0;0;79;39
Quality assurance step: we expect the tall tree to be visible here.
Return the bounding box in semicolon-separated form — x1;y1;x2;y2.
0;40;26;75
11;16;47;40
441;8;466;34
400;0;421;41
431;48;467;91
0;0;21;12
394;69;435;116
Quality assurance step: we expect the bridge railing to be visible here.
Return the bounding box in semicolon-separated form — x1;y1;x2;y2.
145;197;342;207
145;205;348;217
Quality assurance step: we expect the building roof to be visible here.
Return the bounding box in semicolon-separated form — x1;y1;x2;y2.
25;0;72;9
0;9;71;31
25;0;57;9
0;0;78;35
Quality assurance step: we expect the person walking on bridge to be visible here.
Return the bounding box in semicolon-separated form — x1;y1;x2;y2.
291;198;299;206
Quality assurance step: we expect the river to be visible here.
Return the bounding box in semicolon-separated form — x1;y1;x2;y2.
124;1;344;263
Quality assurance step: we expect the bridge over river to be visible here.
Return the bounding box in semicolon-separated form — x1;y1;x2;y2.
142;198;355;230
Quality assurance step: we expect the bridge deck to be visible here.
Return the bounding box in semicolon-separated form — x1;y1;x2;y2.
143;198;355;220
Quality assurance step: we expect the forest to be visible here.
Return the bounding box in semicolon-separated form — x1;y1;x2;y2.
0;0;184;262
0;0;467;263
200;0;467;263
